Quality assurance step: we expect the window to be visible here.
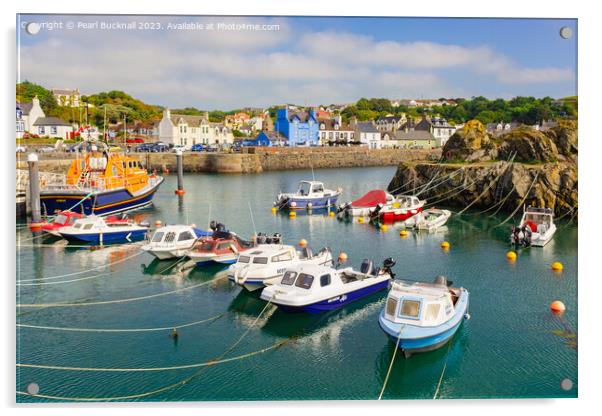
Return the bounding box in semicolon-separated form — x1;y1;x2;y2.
83;224;94;230
425;304;441;321
164;232;176;243
199;241;214;251
295;273;314;289
178;231;194;241
272;251;293;262
253;257;268;264
51;126;58;135
74;223;82;229
320;274;331;287
55;214;68;225
399;299;421;318
38;126;45;135
238;255;250;264
151;231;165;243
281;271;297;285
217;242;232;250
385;297;398;317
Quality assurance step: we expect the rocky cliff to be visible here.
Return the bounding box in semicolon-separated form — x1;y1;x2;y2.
387;120;578;218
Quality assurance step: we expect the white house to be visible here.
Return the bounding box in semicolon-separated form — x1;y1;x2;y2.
352;120;382;149
52;88;81;107
318;115;355;146
158;109;234;148
16;96;72;139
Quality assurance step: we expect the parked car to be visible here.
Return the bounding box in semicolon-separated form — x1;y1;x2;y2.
172;144;187;153
126;138;145;144
16;145;27;153
135;143;154;152
37;146;55;153
205;145;218;153
190;144;205;152
151;142;170;152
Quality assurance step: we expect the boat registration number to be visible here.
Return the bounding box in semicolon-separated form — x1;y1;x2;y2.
328;294;347;303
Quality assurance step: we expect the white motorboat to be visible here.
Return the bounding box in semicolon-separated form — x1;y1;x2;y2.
510;206;556;247
58;215;149;244
141;225;211;260
379;275;470;358
274;180;342;210
406;208;452;232
260;258;396;313
229;242;334;292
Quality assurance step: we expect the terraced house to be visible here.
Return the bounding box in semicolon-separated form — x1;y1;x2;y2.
158;109;234;148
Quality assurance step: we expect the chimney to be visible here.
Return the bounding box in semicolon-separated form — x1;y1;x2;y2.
164;108;171;119
350;116;358;128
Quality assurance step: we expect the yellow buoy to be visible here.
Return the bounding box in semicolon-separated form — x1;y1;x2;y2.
550;300;566;314
392;201;401;209
551;261;564;272
271;207;277;214
506;251;517;261
380;224;388;232
298;239;308;248
289;211;296;218
358;217;364;223
441;241;450;250
329;211;335;217
399;230;408;237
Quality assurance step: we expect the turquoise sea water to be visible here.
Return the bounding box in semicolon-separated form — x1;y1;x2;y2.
16;167;577;402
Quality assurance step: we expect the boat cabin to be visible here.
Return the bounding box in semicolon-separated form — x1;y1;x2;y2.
297;181;326;196
237;245;296;266
393;195;422;209
149;226;199;246
193;232;255;254
521;206;554;233
383;280;458;327
277;261;379;292
65;151;150;193
53;211;82;226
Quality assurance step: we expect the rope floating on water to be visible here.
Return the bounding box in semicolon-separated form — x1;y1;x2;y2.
17;300;278;401
17;249;145;283
16;275;227;308
16;312;226;333
378;334;402;400
495;171;540;228
433;335;455;399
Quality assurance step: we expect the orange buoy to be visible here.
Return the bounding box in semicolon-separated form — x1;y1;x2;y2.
551;261;564;272
506;251;517;261
154;220;162;228
338;252;348;264
190;223;196;228
550;300;566;314
298;239;308;248
29;222;46;232
441;241;450;250
174;189;185;196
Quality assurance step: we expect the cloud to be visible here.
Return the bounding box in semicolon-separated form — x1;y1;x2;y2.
17;17;575;109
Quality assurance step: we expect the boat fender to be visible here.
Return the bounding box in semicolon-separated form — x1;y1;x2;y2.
464;313;471;320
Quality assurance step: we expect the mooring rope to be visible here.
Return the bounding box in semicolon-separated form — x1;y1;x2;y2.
414;168;464;197
423;175;479;208
378;334;402;400
16;274;227;308
16;312;226;333
17;271;115;287
17;301;277;401
17;249;145;283
495;172;540;228
433;335;455;399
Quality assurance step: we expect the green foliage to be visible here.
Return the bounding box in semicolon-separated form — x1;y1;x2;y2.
16;81;57;113
232;129;245;138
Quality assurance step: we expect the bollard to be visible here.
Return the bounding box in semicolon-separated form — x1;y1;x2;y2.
28;153;42;224
174;150;185;196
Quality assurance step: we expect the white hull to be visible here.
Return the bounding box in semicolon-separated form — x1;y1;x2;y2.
529;224;557;247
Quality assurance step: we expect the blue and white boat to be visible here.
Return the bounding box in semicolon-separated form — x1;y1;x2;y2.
378;276;470;358
260;258;396;313
58;215;150;244
274;180;342;210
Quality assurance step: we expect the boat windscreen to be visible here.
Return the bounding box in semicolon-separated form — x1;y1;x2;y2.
151;232;164;243
199;241;214;251
295;273;314;289
253;257;268;264
281;271;297;285
238;255;250;263
54;214;68;225
400;299;421;318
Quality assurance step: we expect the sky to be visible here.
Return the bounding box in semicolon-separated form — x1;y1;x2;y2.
17;15;577;110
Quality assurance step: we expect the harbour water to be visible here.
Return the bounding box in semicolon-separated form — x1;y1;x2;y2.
16;166;577;402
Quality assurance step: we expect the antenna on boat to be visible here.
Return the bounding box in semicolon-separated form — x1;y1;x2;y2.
248;201;257;237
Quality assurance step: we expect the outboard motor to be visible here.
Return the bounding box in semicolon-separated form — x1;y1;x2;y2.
272;233;282;244
209;220;218;231
256;233;267;244
433;275;453;287
382;257;396;278
337;202;351;214
371;203;384;219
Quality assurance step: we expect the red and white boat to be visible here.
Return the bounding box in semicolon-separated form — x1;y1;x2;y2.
41;211;84;236
337;190;395;217
371;195;425;223
187;225;256;266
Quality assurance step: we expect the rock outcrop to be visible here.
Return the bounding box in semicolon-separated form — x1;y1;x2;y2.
388;120;578;218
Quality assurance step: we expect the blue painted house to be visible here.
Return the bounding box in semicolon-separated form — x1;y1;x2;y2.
275;108;319;146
